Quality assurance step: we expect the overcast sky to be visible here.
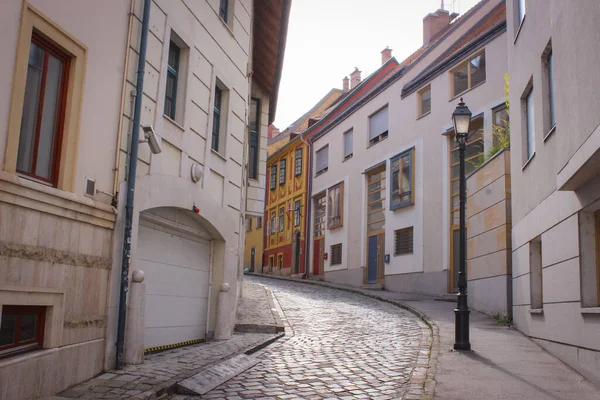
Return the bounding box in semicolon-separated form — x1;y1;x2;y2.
273;0;483;129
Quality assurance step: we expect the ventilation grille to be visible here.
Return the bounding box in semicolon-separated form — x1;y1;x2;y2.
330;243;342;265
394;227;414;256
85;178;96;198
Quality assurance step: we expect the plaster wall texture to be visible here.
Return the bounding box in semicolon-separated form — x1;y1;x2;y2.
310;27;507;295
506;0;600;384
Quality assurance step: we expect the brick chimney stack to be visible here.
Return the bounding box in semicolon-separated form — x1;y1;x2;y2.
350;68;361;90
423;9;451;45
343;76;349;92
381;47;393;65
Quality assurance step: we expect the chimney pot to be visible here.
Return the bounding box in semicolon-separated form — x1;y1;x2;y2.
350;68;362;90
343;76;349;92
423;9;451;45
381;47;393;65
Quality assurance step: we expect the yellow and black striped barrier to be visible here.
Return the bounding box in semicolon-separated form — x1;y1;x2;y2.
144;338;205;355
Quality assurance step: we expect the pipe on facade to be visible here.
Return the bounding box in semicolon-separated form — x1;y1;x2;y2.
116;0;151;370
112;0;136;197
299;134;312;279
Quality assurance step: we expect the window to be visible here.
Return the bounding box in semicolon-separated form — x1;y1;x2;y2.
279;207;284;232
543;44;556;134
256;216;262;228
246;217;252;232
219;0;229;23
451;52;486;98
492;104;510;147
270;212;276;235
367;166;386;233
0;306;45;357
279;158;286;185
212;87;223;152
328;182;344;229
418;86;431;117
278;254;284;268
394;227;414;256
390;149;414;210
529;236;543;310
524;84;535;161
294;148;303;176
315;145;329;176
330;244;342;266
518;0;526;25
314;194;326;238
16;33;69;186
248;98;260;180
368;106;389;145
270;165;277;190
343;129;353;159
164;41;180;120
294;200;301;227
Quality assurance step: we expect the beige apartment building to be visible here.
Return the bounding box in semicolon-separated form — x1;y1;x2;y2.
0;0;289;398
309;0;509;306
506;0;600;385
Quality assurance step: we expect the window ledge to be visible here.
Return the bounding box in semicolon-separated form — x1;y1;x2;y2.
580;307;600;315
450;81;486;102
367;135;388;149
391;202;414;211
342;154;353;162
417;111;431;120
529;308;544;315
218;16;235;37
315;168;328;177
543;125;556;142
0;348;54;368
163;114;185;132
513;15;526;45
211;149;227;161
522;152;536;171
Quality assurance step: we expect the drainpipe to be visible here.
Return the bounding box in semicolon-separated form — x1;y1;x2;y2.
116;0;151;370
299;135;312;279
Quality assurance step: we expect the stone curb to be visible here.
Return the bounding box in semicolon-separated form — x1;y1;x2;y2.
246;273;440;399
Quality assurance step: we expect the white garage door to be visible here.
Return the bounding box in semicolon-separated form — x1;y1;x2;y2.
137;211;211;349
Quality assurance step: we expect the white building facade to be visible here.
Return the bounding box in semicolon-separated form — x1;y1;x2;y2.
507;0;600;385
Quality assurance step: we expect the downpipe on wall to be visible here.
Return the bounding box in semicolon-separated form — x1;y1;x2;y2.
116;0;152;370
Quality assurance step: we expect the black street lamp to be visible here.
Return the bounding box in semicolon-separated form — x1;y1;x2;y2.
452;97;472;351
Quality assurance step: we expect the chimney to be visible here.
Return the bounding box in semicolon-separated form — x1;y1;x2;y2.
381;47;393;65
342;76;349;92
350;68;361;90
268;124;280;139
423;9;451;45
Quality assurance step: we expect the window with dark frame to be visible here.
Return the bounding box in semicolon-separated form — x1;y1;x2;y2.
418;86;431;117
256;216;262;228
212;87;223;152
327;182;344;229
164;41;180;120
279;158;286;185
294;148;303;176
270;165;277;190
390;149;414;210
315;145;328;176
451;52;486;98
394;227;414;256
278;206;284;232
330;243;342;265
0;305;45;358
219;0;229;23
368;106;389;145
16;33;69;187
246;217;252;232
294;200;301;227
248;98;260;179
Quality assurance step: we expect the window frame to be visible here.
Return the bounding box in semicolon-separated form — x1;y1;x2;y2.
314;194;326;239
450;51;486;99
270;211;276;235
294;147;303;176
219;0;229;23
246;217;252;232
256;216;262;229
542;42;556;140
248;97;260;180
327;181;344;230
278;206;284;232
269;165;277;190
294;200;301;227
343;129;353;160
315;145;329;176
212;86;223;152
0;305;46;358
417;85;431;118
390;148;415;211
164;40;180;121
394;227;414;256
522;81;535;165
368;105;389;146
279;158;286;185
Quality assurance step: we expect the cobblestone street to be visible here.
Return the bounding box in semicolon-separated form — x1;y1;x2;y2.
200;276;431;399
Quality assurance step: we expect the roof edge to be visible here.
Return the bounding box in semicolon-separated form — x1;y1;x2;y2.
268;0;292;125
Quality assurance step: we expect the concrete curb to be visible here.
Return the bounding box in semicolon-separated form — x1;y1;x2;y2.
246;273;440;399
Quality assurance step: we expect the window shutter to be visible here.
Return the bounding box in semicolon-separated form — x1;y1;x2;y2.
343;130;353;158
316;146;329;173
330;243;342;265
369;107;388;140
394;227;414;255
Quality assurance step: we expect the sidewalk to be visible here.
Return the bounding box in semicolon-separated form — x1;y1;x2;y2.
250;273;600;400
47;281;284;399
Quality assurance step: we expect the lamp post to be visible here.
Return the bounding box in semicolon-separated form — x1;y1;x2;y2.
452;97;472;351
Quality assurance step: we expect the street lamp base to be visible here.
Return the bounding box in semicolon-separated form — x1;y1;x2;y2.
454;307;471;351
